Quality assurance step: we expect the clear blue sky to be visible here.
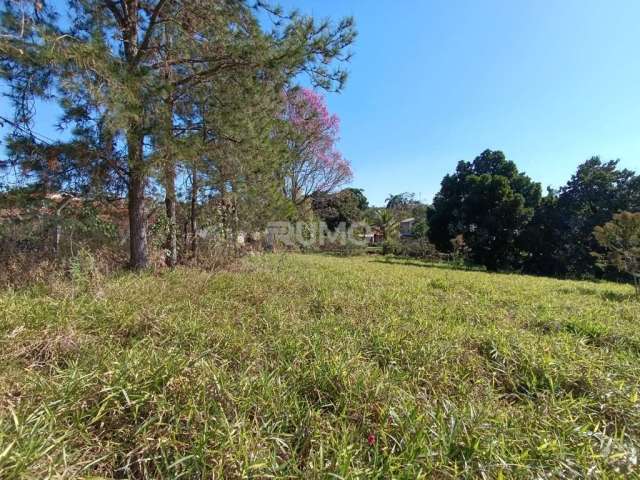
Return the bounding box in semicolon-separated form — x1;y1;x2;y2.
3;0;640;205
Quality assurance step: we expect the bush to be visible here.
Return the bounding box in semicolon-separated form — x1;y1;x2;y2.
319;240;367;257
383;238;444;261
382;239;400;256
0;197;125;288
593;211;640;295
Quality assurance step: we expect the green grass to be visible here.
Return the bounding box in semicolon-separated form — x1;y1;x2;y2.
1;254;639;479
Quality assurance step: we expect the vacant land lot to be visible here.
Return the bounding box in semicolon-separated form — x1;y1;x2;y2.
1;254;639;478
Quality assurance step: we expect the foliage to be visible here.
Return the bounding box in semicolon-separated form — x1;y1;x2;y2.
428;150;542;271
311;188;368;231
1;254;639;477
411;217;429;239
372;208;399;242
282;88;353;207
3;134;126;196
594;211;640;295
524;158;640;278
519;189;566;276
381;239;399;255
344;188;369;210
450;234;471;266
385;192;427;221
427;154;639;279
384;192;416;210
0;191;124;285
386;237;440;260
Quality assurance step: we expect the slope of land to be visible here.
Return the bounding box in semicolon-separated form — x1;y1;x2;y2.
1;254;639;478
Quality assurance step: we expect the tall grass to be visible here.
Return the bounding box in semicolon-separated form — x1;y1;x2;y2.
1;254;639;478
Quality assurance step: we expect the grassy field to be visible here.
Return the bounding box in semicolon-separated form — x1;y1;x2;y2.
1;254;639;478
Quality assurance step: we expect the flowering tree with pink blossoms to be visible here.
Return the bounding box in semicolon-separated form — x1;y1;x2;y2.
282;88;353;206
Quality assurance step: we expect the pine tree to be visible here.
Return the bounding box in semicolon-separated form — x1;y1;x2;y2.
1;0;356;268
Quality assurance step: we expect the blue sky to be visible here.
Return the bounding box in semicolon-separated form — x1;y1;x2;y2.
3;0;640;205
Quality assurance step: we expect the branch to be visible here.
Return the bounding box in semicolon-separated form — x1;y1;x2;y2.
102;0;126;28
172;58;253;88
134;0;169;64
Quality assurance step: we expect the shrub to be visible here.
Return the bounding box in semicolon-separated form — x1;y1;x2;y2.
380;239;395;256
594;211;640;295
382;238;444;261
0;197;125;288
319;240;366;257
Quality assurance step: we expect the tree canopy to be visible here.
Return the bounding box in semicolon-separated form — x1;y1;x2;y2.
523;158;640;277
594;211;640;294
282;88;352;207
311;188;368;231
428;149;541;271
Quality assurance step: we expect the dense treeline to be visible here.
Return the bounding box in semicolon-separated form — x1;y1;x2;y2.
427;150;640;279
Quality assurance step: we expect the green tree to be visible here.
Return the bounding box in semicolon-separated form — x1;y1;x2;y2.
384;192;428;236
594;212;640;295
373;208;399;242
311;188;368;231
411;217;429;239
385;192;415;210
345;188;369;211
428;149;541;271
520;189;567;276
523;158;639;277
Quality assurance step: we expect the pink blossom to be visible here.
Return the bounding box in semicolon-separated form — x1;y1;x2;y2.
282;88;353;204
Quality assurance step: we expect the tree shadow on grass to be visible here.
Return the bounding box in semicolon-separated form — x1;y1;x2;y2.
558;285;638;303
600;290;638;302
372;257;484;273
374;259;640;301
316;251;367;259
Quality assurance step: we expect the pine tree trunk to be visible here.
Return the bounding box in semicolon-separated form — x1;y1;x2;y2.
231;185;240;252
164;163;177;267
160;26;177;268
127;133;148;270
190;166;198;259
53;224;61;255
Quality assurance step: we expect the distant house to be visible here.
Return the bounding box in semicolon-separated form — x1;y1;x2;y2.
399;218;415;238
364;226;384;245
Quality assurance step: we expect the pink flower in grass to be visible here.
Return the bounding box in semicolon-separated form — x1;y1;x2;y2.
367;433;376;447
